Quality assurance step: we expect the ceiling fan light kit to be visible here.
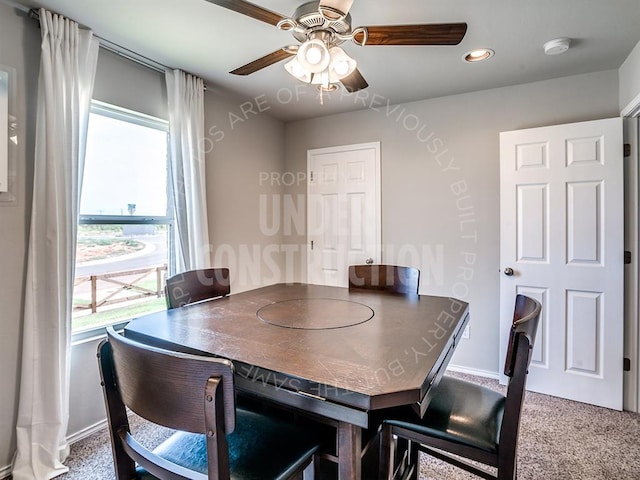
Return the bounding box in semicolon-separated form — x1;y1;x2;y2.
209;0;467;94
281;28;358;93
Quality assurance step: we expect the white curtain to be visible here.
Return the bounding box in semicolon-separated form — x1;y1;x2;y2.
165;69;211;273
13;9;99;480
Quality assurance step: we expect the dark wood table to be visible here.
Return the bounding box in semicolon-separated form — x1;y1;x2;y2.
124;283;469;480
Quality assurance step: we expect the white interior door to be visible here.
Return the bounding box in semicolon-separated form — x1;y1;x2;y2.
500;117;624;410
307;142;381;287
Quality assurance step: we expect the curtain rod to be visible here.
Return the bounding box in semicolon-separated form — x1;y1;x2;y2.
24;7;208;90
26;8;168;74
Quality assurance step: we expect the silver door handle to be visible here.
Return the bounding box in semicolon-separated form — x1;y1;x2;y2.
504;267;514;276
365;258;374;265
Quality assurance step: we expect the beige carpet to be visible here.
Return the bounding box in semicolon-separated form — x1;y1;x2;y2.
57;372;640;480
419;373;640;480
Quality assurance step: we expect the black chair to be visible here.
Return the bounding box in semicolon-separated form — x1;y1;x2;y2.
378;295;542;480
348;264;420;296
98;326;320;479
165;267;230;309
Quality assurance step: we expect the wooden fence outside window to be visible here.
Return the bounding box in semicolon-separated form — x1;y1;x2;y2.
74;265;167;314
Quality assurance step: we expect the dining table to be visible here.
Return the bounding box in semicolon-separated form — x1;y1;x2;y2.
123;282;469;480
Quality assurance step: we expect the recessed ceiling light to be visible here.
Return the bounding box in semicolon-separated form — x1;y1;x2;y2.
463;48;495;63
543;38;571;55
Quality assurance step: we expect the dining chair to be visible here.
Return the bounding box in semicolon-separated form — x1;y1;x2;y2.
378;294;542;480
165;267;230;309
98;326;320;480
348;264;420;296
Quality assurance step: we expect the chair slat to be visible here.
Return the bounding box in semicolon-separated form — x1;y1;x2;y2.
165;268;230;309
348;264;420;295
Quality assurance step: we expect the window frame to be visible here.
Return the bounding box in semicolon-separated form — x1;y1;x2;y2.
79;100;171;226
73;100;173;340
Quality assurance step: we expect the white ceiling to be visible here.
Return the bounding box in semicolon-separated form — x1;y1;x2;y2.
10;0;640;121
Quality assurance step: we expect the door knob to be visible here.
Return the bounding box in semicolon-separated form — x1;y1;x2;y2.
504;267;514;276
365;258;374;265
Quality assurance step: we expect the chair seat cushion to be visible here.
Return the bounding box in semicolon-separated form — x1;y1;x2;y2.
136;407;319;480
383;376;505;453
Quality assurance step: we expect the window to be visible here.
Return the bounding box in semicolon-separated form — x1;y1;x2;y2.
72;101;172;333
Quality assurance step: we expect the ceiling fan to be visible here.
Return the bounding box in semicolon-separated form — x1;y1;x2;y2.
207;0;467;93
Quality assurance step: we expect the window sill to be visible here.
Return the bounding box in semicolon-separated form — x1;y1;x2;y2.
71;320;129;346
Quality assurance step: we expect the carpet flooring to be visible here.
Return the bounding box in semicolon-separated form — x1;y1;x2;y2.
56;372;640;480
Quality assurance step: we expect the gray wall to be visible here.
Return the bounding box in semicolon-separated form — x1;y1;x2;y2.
93;49;168;120
620;39;640;112
0;4;39;475
204;92;286;293
283;70;620;374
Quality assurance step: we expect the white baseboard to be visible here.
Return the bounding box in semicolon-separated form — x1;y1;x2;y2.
66;418;108;446
0;420;106;480
446;364;500;380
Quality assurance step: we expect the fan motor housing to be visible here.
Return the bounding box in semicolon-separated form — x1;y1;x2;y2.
291;1;352;43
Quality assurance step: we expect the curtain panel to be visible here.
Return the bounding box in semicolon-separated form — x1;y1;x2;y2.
165;69;211;274
13;9;99;480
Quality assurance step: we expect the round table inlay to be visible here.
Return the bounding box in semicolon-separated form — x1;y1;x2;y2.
257;298;374;330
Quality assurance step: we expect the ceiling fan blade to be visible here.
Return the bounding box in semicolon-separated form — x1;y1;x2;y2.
319;0;354;19
340;68;368;93
358;23;468;46
230;48;295;75
205;0;287;26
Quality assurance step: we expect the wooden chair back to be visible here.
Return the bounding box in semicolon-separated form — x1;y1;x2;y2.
165;267;230;309
348;264;420;296
504;294;541;377
379;294;541;480
98;326;236;479
498;294;542;474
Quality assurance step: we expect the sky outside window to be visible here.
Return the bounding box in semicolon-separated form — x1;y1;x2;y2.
81;112;168;216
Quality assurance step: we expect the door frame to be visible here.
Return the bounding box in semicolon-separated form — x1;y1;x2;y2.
622;96;640;413
306;142;382;284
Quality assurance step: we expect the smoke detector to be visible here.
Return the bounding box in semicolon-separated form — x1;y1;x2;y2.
543;38;571;55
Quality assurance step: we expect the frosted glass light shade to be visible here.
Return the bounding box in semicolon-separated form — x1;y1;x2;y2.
328;46;356;80
319;0;354;20
284;58;312;83
310;70;330;86
297;39;331;73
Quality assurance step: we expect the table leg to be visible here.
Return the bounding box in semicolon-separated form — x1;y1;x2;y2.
337;421;362;480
